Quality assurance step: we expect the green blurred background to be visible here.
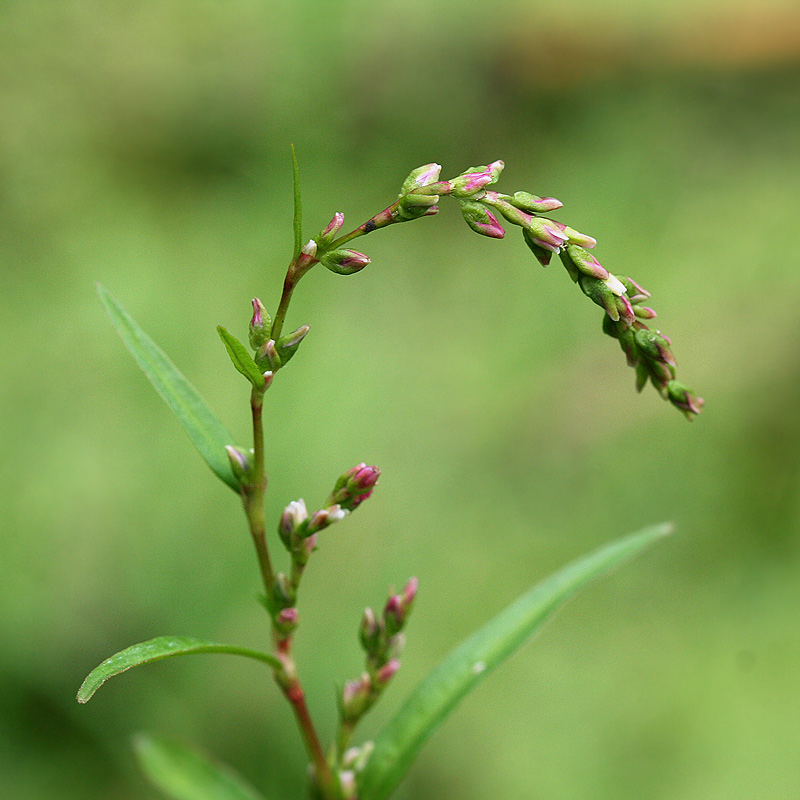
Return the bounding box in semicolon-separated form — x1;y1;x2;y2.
2;1;800;797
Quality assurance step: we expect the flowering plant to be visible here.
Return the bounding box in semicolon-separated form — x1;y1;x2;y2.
78;150;701;800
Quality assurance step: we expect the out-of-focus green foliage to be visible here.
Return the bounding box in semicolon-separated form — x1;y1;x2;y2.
2;1;800;798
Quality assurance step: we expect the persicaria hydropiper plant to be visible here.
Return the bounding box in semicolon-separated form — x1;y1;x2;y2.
79;151;703;800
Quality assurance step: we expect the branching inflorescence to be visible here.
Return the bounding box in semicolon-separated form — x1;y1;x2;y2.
82;155;702;800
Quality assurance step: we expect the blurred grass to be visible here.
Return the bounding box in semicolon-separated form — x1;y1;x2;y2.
2;1;800;798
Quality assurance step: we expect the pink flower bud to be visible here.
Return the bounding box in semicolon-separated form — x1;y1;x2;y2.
375;659;400;686
330;464;380;510
320;249;371;276
525;217;569;253
340;673;372;722
280;499;308;542
563;226;597;249
450;160;504;198
278;607;299;626
249;298;272;349
459;200;506;238
511;192;563;213
225;445;252;486
633;306;657;320
666;380;704;418
319;212;345;245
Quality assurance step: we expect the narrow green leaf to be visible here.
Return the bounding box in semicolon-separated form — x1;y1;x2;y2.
358;523;673;800
217;326;266;389
134;732;269;800
291;143;303;257
97;285;239;492
77;635;280;703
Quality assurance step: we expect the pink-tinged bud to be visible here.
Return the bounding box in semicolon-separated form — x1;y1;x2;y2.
359;607;382;653
262;370;274;389
562;244;609;281
383;577;417;634
580;275;634;325
563;226;597;249
450;160;504;198
402;576;419;606
525;217;569;253
278;607;299;626
318;212;345;246
459;200;505;238
633;306;657;320
511;191;563;213
341;742;374;772
635;328;677;366
400;163;442;194
272;325;310;369
280;499;308;544
256;339;281;371
397;192;439;221
339;770;357;800
522;228;553;266
340;673;372;722
330;464;380;511
306;504;349;535
375;659;400;687
618;276;651;304
225;445;252;486
666;380;704;418
320;249;371;276
422;205;439;216
249;298;272;349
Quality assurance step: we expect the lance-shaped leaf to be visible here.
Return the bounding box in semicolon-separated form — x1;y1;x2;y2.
77;636;280;703
97;285;239;492
133;732;269;800
217;326;267;389
357;523;672;800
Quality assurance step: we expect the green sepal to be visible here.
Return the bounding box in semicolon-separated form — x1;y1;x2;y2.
357;523;672;800
97;285;239;492
217;326;267;390
77;635;280;703
133;732;269;800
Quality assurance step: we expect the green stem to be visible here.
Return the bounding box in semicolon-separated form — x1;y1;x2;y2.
270;271;297;343
276;641;341;799
242;387;273;596
328;204;399;251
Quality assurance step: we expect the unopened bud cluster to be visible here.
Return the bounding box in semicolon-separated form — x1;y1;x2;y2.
398;160;702;418
339;577;418;726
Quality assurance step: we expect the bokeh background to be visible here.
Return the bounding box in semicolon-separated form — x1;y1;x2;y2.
3;1;800;798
